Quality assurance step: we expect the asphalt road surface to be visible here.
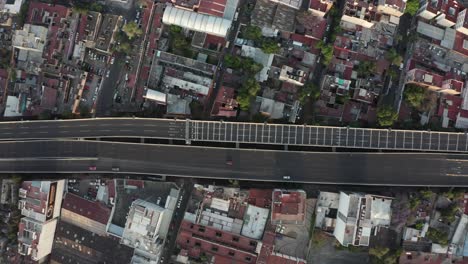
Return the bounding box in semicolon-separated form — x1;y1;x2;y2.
0;118;187;140
0;118;466;152
191;121;468;151
1;140;468;186
95;53;126;116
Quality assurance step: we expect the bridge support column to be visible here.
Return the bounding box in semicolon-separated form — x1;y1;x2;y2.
140;138;145;143
284;145;288;151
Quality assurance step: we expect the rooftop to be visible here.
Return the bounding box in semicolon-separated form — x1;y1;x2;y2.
271;189;306;225
26;1;69;25
309;0;333;15
12;24;47;52
61;193;111;225
270;0;302;10
19;180;64;223
51;221;134;264
240;205;269;240
162;6;232;37
251;0;296;33
211;86;239;117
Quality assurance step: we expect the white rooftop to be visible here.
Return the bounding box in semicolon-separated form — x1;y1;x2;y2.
143;89;167;103
4;95;21;117
370;196;392;226
241;205;269;240
162;6;232;37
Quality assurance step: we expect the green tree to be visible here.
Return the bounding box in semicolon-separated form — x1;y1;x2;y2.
409;196;421;209
404;84;425;109
377;106;398;127
386;48;403;66
172;34;189;51
357;61;376;77
369;247;390;259
243;25;262;41
115;42;132;54
319;44;333;65
405;0;419;16
299;82;321;103
420;190;433;200
261;39;280;54
18;1;30;26
440;203;459;223
123;22;143;40
224;54;242;69
169;25;182;34
8;67;17;83
415;221;425;230
426;228;449;245
243;78;260;96
90;3;104;12
243;58;262;74
237;91;251;111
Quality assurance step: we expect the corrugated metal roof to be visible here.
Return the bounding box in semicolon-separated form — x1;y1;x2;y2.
162;6;231;37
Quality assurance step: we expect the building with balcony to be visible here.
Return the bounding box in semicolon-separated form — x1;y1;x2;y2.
17;180;65;262
333;191;393;247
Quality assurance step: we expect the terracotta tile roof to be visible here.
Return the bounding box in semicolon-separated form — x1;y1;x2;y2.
199;0;228;17
27;1;69;25
62;193;111;225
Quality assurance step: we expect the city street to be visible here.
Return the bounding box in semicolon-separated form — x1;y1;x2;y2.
1;140;468;186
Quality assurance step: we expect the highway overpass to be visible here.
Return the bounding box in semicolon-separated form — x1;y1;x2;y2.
1;140;468;186
0;118;466;152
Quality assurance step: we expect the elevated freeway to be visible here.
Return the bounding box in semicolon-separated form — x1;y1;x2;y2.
0;118;466;152
1;140;468;186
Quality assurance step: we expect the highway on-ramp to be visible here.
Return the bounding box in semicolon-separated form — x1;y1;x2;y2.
1;140;468;186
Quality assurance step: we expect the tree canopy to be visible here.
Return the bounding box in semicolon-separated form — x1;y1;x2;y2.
357;61;376;77
386;48;403;66
317;41;333;66
236;78;261;111
405;0;419;16
299;82;321;103
261;39;280;54
122;22;143;40
224;55;262;74
404;84;425;109
427;227;449;245
377;106;398;127
242;25;262;41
